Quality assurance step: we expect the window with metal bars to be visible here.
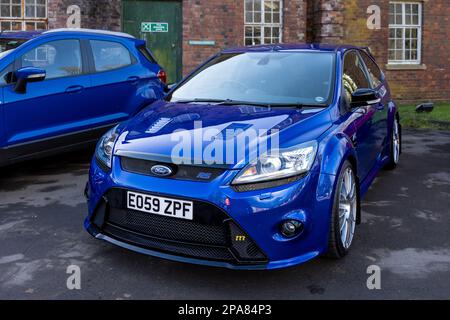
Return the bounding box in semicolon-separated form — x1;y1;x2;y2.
0;0;47;32
244;0;282;46
388;2;422;64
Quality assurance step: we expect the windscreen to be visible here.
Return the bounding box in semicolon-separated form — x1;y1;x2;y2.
171;51;335;106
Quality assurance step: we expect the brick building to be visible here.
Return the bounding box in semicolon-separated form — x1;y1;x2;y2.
0;0;448;103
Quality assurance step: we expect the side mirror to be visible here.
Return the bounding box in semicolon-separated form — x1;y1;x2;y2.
14;67;46;93
350;88;380;108
164;82;178;93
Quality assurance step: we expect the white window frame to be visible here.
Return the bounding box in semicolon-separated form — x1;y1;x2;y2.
388;1;422;65
244;0;283;46
0;0;47;31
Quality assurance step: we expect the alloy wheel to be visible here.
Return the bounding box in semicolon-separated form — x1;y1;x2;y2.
338;167;357;249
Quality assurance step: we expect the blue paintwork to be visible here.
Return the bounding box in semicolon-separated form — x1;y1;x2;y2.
85;44;398;270
0;30;165;164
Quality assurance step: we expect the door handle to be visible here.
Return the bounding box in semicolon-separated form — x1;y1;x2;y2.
66;85;84;93
127;76;140;84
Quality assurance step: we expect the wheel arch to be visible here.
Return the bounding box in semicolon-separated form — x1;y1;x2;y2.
319;132;361;224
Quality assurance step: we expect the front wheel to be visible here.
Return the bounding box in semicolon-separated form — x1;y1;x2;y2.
325;160;359;258
385;115;401;170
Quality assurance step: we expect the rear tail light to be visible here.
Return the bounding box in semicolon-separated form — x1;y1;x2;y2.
157;70;167;84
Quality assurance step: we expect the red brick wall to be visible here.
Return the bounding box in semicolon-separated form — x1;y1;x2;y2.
45;0;448;103
182;0;244;75
182;0;307;75
48;0;121;31
340;0;449;103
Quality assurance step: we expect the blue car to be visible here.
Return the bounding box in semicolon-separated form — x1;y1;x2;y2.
85;44;401;270
0;29;166;166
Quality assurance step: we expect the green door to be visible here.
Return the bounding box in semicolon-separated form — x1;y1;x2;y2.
123;0;182;83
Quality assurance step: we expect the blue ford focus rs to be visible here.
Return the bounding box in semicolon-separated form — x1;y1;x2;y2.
85;44;401;270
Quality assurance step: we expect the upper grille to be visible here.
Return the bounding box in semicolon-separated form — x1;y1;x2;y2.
120;157;225;182
108;207;228;246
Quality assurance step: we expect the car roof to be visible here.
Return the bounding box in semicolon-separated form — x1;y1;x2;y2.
221;43;361;54
0;28;135;41
0;30;43;40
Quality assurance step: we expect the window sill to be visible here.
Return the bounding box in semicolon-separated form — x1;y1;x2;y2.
385;64;427;70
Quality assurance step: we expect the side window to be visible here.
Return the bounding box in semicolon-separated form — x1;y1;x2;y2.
20;40;82;80
90;40;133;72
138;46;156;64
342;51;371;101
359;51;382;88
0;63;13;86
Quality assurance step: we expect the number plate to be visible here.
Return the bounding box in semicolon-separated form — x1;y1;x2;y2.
127;191;193;220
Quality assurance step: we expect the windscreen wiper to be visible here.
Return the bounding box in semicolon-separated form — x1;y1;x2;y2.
172;98;272;107
172;99;328;109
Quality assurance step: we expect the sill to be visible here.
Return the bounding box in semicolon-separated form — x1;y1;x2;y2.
385;64;427;70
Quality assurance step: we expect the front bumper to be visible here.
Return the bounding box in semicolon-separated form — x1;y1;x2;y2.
85;156;336;270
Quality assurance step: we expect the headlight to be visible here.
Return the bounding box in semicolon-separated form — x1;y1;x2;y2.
232;141;318;185
95;125;120;169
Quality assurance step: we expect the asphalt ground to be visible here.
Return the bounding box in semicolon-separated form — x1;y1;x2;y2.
0;129;449;299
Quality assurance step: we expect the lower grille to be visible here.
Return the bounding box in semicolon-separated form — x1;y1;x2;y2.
103;223;235;262
92;188;268;265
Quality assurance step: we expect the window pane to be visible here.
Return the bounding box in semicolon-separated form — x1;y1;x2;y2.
1;21;11;31
36;6;46;18
35;22;46;30
25;5;36;18
254;12;261;23
245;26;253;37
254;26;261;37
245;0;253;11
405;14;411;25
412;14;418;25
405;49;411;60
360;51;382;87
265;12;272;23
21;40;82;79
1;5;10;17
343;51;370;100
25;22;35;30
245;12;253;23
254;0;261;11
273;12;280;23
91;40;133;72
12;21;21;30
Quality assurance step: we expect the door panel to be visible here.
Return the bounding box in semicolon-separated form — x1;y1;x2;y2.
123;0;182;83
3;39;93;147
3;75;91;146
86;39;144;123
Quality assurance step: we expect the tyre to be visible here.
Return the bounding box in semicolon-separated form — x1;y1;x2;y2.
384;115;401;170
325;160;359;258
